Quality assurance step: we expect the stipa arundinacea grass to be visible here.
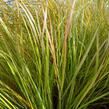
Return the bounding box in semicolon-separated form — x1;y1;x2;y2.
0;0;109;109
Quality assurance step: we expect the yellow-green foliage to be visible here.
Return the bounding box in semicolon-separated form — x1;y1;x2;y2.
0;0;109;109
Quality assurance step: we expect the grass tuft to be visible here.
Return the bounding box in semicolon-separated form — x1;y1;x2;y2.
0;0;109;109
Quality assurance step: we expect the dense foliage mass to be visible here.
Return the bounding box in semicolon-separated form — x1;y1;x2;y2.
0;0;109;109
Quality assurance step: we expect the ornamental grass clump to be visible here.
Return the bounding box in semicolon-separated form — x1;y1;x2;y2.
0;0;109;109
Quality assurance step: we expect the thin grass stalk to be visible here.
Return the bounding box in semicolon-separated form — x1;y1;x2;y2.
61;0;77;92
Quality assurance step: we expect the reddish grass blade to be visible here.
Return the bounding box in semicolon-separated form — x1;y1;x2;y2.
61;0;77;91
